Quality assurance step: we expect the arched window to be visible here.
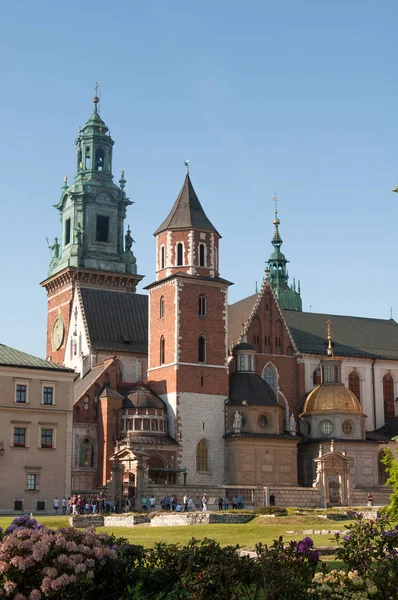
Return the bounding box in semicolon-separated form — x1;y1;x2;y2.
248;354;253;371
378;451;388;485
160;336;165;365
348;371;361;403
199;294;206;316
198;336;206;363
160;296;165;318
177;243;183;266
95;148;104;171
196;439;208;471
239;354;245;371
199;243;206;266
160;246;165;269
78;439;94;468
383;373;394;422
263;363;277;395
313;368;321;385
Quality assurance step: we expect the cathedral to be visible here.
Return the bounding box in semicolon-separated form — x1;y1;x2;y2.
41;94;398;508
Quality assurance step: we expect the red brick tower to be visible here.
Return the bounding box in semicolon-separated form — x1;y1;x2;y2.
146;171;232;485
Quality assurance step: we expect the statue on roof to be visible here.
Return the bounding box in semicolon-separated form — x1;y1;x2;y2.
47;237;60;260
233;410;243;431
125;225;135;252
289;413;297;436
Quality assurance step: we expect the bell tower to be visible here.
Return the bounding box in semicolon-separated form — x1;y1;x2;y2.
146;169;232;485
41;90;143;364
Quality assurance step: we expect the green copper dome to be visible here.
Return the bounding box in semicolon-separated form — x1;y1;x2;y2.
267;199;302;312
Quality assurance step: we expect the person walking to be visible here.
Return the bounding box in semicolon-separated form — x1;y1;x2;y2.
183;493;188;512
218;497;223;511
71;495;78;515
188;497;194;511
201;493;208;512
223;496;229;511
141;495;148;511
53;497;59;515
149;496;156;511
367;492;374;507
61;497;67;516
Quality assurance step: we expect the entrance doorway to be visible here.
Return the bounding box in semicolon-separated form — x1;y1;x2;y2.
328;474;341;505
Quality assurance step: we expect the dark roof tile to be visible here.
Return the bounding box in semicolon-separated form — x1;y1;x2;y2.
154;174;219;235
80;288;148;353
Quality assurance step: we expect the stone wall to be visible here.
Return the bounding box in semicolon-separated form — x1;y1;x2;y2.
104;514;150;526
266;486;321;508
69;515;104;528
151;512;253;527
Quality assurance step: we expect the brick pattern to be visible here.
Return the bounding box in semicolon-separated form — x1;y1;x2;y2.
155;230;220;280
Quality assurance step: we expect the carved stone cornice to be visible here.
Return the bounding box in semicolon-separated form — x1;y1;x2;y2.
41;267;143;295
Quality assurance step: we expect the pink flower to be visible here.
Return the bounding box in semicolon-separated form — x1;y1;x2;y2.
4;581;17;594
29;591;42;600
14;595;26;600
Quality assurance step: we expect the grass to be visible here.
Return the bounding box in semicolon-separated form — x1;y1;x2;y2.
0;514;352;550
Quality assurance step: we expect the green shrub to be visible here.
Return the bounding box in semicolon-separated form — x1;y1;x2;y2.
255;506;287;516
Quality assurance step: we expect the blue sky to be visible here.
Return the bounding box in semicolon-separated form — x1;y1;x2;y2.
1;0;398;358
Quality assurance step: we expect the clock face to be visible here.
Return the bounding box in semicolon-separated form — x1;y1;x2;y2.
52;316;65;351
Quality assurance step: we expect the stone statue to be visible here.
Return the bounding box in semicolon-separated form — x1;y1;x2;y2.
289;413;297;436
125;225;135;252
233;410;243;430
48;237;60;259
75;223;83;247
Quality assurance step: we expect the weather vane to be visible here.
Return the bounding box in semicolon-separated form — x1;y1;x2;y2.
94;82;99;96
184;160;189;174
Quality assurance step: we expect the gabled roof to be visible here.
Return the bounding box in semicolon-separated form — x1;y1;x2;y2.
74;357;117;404
80;288;148;354
0;343;73;372
154;174;219;236
283;310;398;360
228;293;258;347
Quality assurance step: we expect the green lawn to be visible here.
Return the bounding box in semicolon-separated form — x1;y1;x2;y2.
0;514;351;550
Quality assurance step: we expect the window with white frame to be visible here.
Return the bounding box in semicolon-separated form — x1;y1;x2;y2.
40;428;54;449
199;243;206;267
15;382;29;403
160;245;165;269
13;427;27;447
177;243;183;266
42;386;54;405
263;364;277;395
25;467;40;491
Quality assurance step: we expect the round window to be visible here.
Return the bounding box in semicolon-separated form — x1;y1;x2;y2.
342;420;353;434
319;420;333;436
258;415;268;428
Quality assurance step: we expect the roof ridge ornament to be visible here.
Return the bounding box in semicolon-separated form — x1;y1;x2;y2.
93;82;99;112
184;160;189;174
326;319;334;357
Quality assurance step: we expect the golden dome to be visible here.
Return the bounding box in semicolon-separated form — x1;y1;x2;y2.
301;384;362;415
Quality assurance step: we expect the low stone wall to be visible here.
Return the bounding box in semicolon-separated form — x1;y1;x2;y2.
104;514;150;527
267;487;321;508
69;515;104;528
151;512;253;527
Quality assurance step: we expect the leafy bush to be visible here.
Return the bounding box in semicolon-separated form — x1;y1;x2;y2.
255;506;288;516
335;514;398;599
0;516;143;599
254;536;320;600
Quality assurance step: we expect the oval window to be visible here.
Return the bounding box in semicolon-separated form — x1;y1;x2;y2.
258;415;268;428
319;420;333;436
342;421;353;434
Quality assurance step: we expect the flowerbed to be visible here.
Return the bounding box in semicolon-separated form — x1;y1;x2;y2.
0;514;397;599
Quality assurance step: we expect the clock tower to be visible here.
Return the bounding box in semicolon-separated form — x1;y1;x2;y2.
41;92;143;364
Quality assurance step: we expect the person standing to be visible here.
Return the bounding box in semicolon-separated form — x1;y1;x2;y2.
141;495;148;511
202;493;208;512
53;497;59;515
71;495;77;515
223;496;229;511
149;496;156;511
183;493;188;512
218;497;223;511
188;497;194;511
367;492;374;507
61;497;67;516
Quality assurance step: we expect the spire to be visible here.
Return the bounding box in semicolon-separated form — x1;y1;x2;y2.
154;173;219;236
266;195;302;311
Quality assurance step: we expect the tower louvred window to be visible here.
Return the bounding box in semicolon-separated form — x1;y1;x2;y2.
177;243;183;266
160;336;165;365
95;148;104;171
198;336;206;363
199;243;205;266
199;294;206;316
160;296;165;318
196;439;208;471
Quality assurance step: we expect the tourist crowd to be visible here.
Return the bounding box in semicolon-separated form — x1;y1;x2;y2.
140;493;246;512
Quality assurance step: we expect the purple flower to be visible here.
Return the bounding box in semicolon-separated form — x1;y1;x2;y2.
297;537;314;553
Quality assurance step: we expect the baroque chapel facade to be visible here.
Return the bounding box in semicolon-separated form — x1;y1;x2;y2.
41;95;398;507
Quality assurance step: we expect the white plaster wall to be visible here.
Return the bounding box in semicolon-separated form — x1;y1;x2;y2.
64;290;90;374
159;391;178;439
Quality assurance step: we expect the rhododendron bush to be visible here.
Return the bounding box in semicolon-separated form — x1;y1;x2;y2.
0;516;141;599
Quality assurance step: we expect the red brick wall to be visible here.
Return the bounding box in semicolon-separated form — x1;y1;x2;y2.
148;277;228;397
245;285;301;416
156;230;220;280
46;283;74;363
